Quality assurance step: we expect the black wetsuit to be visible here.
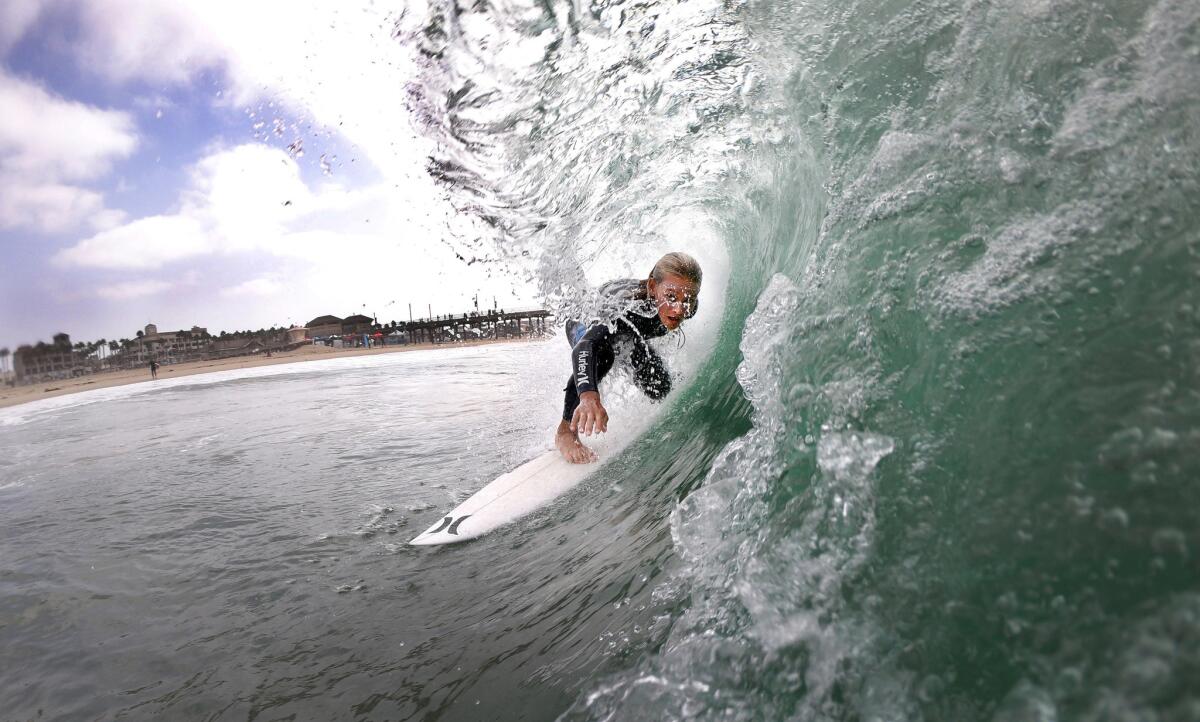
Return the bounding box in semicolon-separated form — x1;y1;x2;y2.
562;279;672;421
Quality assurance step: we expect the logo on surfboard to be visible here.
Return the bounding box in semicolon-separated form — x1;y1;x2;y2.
426;515;471;536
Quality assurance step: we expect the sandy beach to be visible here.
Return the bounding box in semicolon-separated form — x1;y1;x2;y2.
0;338;542;410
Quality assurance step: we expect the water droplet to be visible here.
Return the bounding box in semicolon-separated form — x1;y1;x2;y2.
1098;507;1129;531
1150;528;1188;558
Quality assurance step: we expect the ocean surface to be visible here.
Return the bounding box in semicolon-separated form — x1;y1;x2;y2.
6;0;1200;719
1;342;688;720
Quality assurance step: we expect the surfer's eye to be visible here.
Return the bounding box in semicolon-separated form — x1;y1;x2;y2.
659;286;696;313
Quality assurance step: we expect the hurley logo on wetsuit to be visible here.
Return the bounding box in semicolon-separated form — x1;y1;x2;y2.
575;348;590;387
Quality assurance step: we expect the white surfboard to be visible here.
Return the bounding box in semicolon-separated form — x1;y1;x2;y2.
409;450;600;546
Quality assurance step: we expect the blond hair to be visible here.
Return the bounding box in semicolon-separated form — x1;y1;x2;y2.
649;252;702;286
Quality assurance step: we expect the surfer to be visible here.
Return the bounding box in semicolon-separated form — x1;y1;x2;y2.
556;252;702;463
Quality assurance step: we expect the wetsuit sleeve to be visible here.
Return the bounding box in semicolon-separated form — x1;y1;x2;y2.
570;323;611;396
562;375;580;422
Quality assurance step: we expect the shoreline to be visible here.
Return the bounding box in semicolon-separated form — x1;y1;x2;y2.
0;337;546;411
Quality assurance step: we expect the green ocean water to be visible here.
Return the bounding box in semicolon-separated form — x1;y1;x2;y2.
417;0;1200;717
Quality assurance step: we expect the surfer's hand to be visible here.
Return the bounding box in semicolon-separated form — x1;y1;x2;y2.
571;391;608;436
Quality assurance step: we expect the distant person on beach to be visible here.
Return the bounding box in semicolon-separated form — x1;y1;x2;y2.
149;359;159;380
556;252;702;464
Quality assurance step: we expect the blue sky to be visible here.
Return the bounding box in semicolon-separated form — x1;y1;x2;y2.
0;0;533;351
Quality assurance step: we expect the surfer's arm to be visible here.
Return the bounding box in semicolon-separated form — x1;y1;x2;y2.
563;324;612;435
570;323;611;396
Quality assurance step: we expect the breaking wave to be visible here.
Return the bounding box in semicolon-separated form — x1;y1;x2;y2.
402;0;1200;718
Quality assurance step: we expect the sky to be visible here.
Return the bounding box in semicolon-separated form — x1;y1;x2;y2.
0;0;535;351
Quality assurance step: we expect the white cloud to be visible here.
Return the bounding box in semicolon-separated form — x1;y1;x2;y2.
55;141;456;267
0;69;137;232
0;183;110;234
0;0;45;53
183;144;312;250
96;279;172;300
220;276;282;298
70;1;227;87
53;214;209;269
0;71;137;180
55;144;310;269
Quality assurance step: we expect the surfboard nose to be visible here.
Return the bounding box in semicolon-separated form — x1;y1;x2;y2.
408;449;600;547
409;515;474;545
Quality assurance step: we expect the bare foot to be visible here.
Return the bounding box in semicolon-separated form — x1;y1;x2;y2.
555;421;597;464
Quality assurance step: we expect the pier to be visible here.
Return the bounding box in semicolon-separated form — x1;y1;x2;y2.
389;309;553;345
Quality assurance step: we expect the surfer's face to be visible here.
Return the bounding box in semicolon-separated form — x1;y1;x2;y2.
649;273;699;330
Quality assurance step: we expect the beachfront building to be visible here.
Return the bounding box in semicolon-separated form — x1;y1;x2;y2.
127;324;212;365
305;315;342;339
305;314;374;342
286;326;307;344
341;314;375;335
12;335;80;382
